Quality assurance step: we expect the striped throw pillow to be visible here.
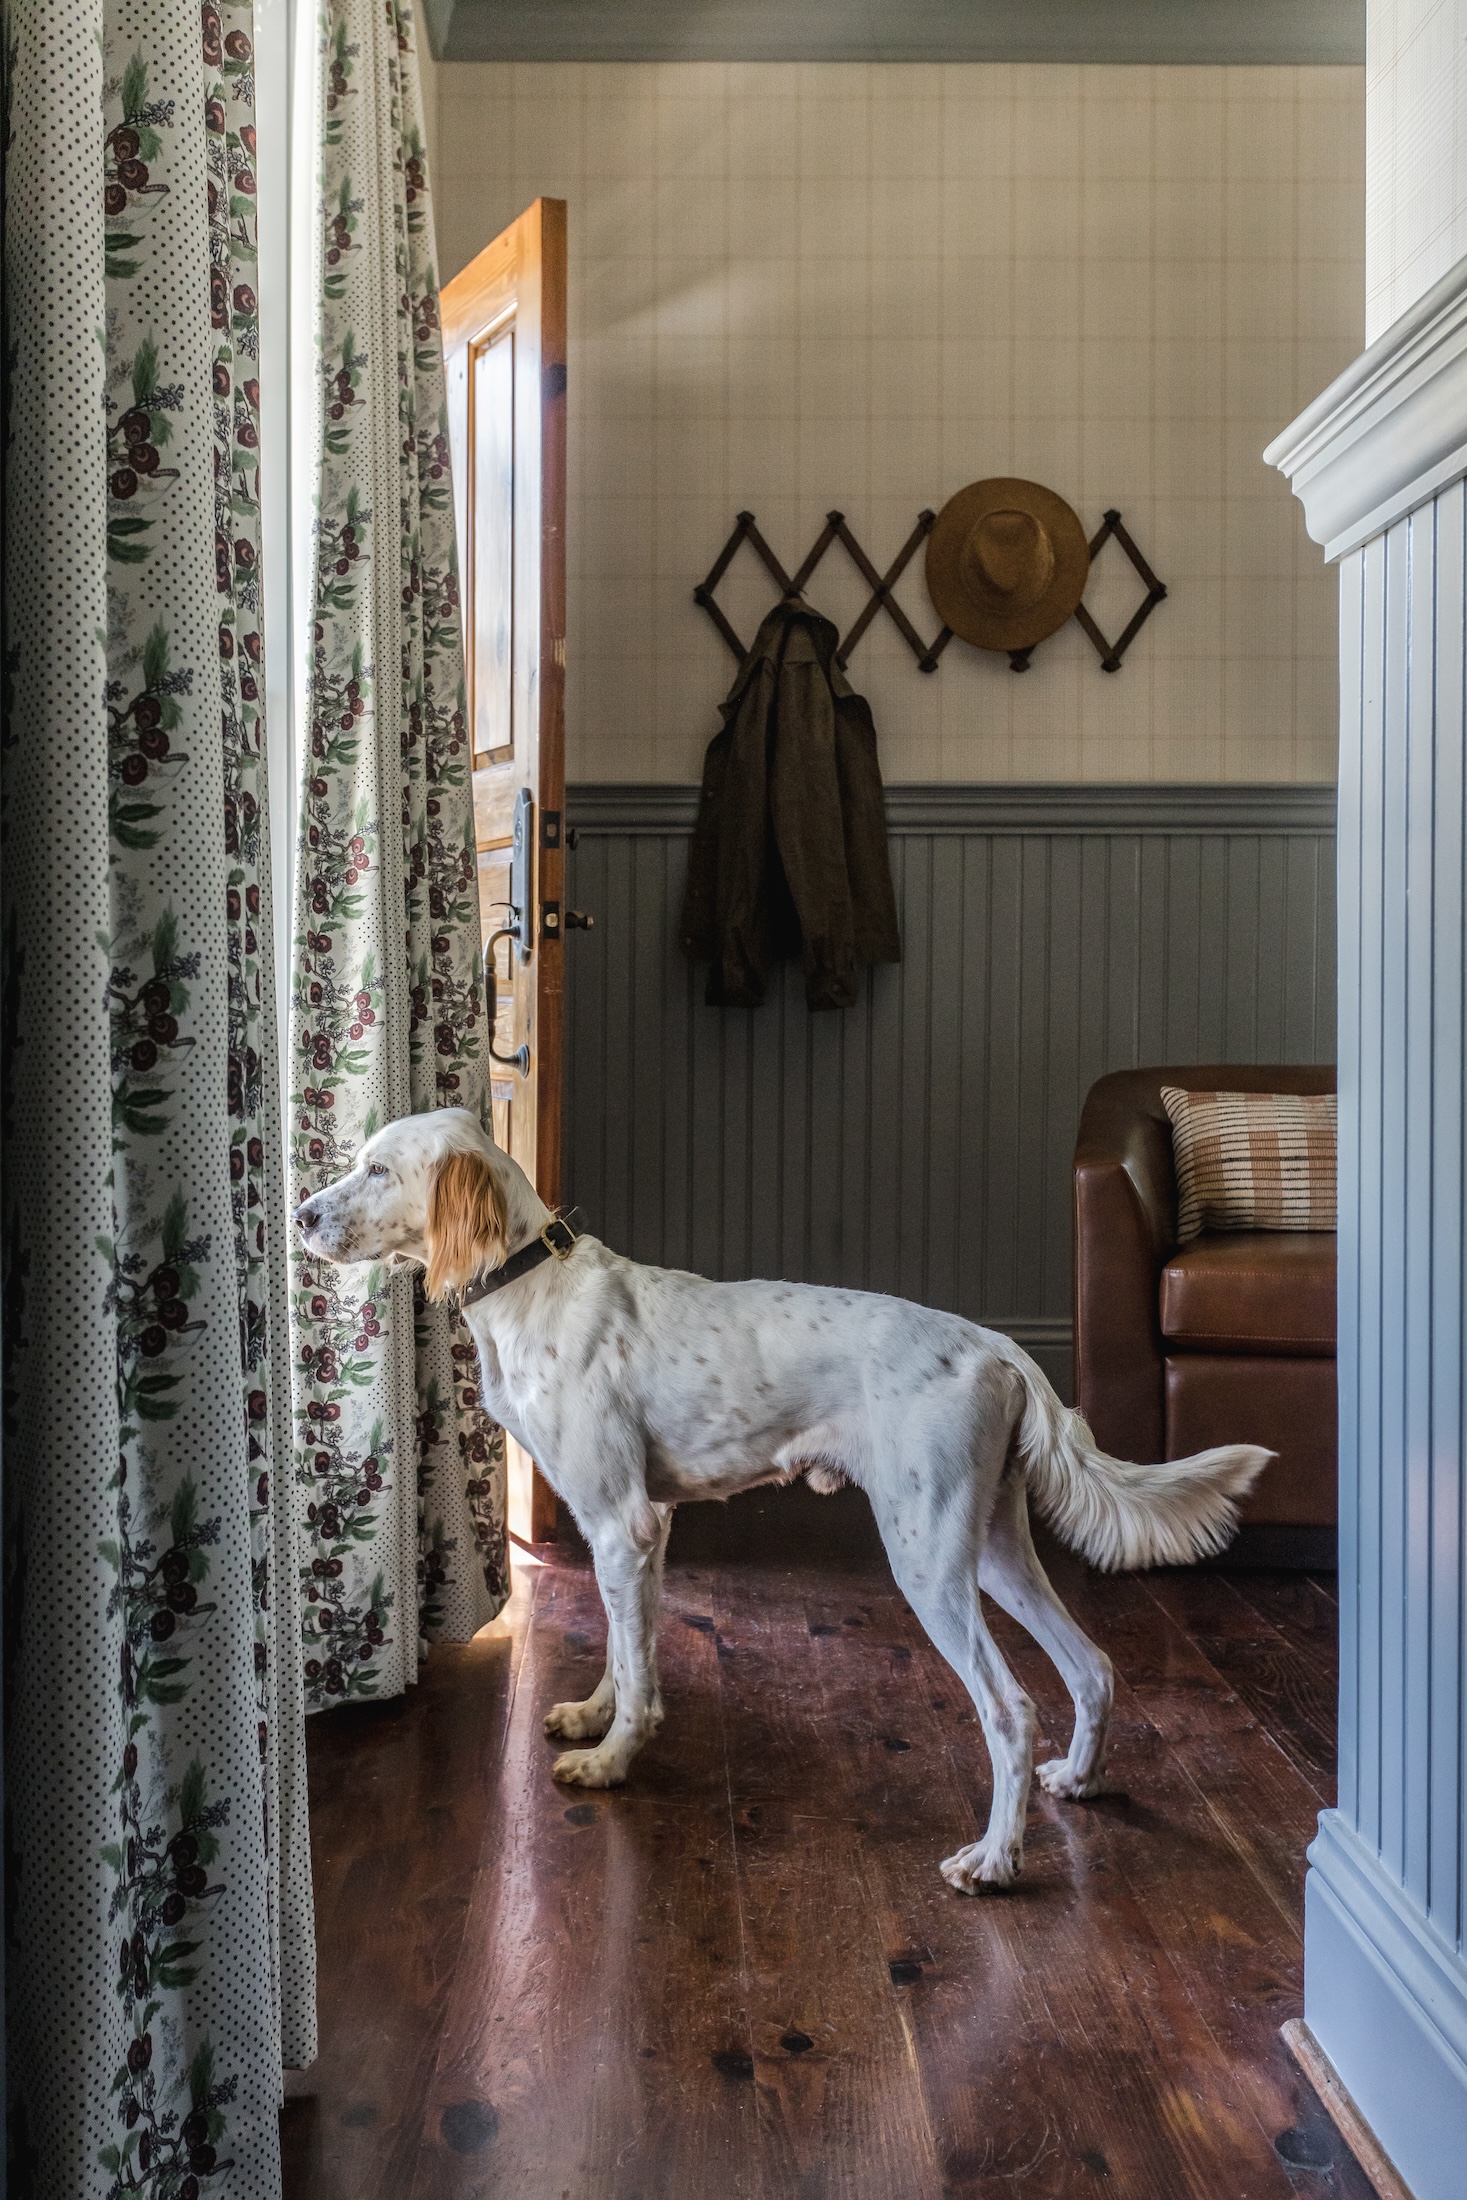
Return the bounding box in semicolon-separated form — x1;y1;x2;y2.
1161;1086;1337;1245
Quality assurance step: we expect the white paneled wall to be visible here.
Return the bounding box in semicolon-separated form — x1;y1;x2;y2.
432;62;1363;784
1366;0;1467;339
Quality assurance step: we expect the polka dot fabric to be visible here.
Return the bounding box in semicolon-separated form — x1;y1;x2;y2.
288;0;508;1720
3;3;315;2193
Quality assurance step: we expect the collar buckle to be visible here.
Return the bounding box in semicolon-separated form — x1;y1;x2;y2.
540;1215;578;1261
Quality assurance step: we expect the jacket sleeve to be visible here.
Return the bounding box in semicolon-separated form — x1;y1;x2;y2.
768;627;859;1009
834;690;901;968
682;644;784;1007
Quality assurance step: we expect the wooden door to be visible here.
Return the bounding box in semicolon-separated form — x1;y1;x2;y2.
442;199;566;1543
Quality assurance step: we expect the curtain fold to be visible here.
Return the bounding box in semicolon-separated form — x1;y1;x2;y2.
289;0;508;1713
3;1;315;2193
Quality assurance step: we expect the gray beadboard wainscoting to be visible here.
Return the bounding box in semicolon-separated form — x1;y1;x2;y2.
563;783;1336;1399
1266;251;1467;2200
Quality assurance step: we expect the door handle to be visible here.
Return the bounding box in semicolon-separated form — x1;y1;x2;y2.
483;930;530;1076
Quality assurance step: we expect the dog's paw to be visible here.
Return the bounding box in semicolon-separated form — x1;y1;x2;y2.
544;1698;613;1742
939;1836;1022;1893
1036;1756;1113;1800
551;1746;627;1789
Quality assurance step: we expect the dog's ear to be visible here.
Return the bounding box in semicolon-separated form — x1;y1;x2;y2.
424;1147;507;1301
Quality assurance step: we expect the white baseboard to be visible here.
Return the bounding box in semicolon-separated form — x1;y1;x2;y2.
1283;2019;1415;2200
1305;1813;1467;2200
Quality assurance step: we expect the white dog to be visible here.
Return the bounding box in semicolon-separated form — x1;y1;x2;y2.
295;1108;1267;1891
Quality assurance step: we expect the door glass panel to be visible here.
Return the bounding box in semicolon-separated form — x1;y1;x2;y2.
471;322;515;765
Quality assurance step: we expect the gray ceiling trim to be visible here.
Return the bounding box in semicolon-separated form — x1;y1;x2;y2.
425;0;1364;66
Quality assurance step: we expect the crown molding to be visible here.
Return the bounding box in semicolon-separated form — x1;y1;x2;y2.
425;0;1363;67
1265;253;1467;561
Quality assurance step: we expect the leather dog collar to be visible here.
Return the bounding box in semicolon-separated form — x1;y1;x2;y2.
458;1208;587;1309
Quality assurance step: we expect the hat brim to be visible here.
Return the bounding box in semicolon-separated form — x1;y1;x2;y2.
925;478;1091;652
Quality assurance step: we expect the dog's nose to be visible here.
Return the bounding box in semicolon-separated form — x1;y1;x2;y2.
294;1202;320;1232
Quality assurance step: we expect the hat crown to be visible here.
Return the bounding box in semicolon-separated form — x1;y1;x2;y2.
960;508;1055;612
925;476;1090;654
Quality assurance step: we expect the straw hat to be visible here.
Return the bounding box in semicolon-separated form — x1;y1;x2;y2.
925;478;1090;653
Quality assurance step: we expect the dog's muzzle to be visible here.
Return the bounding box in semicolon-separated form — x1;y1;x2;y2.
293;1198;347;1261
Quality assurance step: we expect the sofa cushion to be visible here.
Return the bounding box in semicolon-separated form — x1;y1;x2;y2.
1165;1353;1337;1525
1160;1230;1336;1357
1161;1085;1337;1243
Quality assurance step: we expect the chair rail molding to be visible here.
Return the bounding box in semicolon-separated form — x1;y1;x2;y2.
1270;254;1467;2200
1265;249;1467;561
571;782;1337;837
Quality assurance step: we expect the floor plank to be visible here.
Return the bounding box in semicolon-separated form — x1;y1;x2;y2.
282;1506;1373;2200
716;1568;946;2200
408;1556;756;2200
832;1575;1309;2200
1138;1567;1338;1803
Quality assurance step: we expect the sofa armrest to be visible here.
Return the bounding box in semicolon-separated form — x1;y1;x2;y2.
1072;1077;1177;1464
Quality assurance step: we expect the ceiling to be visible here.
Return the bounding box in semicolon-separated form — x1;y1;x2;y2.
425;0;1364;68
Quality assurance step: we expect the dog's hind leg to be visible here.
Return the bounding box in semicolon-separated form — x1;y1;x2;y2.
979;1467;1115;1800
868;1484;1036;1891
550;1501;671;1788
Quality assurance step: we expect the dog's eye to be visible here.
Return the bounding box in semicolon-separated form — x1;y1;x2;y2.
366;1163;388;1179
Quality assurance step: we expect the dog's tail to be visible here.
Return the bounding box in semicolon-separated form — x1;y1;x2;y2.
1001;1346;1270;1571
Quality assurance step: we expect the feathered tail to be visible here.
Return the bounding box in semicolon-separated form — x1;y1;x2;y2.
999;1343;1270;1571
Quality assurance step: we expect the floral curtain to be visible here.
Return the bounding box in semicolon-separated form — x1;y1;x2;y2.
290;0;508;1712
3;1;315;2195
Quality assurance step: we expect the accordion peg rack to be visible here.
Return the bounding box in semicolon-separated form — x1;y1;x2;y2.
693;505;1166;676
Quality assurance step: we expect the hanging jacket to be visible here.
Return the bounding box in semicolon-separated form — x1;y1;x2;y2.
680;598;902;1009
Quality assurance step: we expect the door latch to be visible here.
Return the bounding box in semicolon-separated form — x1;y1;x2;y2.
540;902;595;938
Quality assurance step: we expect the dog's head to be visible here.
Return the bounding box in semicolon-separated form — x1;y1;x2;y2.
293;1108;513;1299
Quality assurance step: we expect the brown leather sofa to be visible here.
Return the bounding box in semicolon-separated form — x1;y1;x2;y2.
1073;1065;1337;1566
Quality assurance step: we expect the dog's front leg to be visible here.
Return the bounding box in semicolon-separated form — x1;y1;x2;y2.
551;1503;671;1789
544;1660;615;1744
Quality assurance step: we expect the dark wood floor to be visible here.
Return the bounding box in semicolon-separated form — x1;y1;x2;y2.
282;1488;1368;2200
